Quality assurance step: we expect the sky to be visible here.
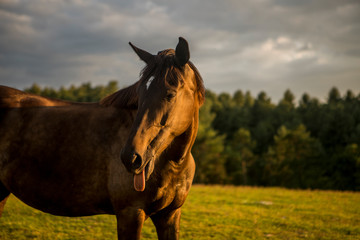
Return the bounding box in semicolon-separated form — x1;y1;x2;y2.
1;0;359;103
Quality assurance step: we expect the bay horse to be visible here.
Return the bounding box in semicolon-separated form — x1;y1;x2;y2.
0;37;205;240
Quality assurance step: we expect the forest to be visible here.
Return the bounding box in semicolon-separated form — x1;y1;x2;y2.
24;81;360;191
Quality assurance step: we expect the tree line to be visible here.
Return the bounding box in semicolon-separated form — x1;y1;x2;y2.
25;82;360;191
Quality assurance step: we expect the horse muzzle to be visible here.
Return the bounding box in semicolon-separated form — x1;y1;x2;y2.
120;147;154;192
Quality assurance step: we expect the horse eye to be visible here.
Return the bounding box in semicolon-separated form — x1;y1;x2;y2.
166;91;176;101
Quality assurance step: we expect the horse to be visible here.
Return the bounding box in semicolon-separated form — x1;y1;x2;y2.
0;37;205;240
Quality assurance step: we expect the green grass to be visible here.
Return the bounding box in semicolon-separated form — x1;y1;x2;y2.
0;185;359;239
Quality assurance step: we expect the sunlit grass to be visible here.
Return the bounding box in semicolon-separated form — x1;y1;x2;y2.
1;185;359;239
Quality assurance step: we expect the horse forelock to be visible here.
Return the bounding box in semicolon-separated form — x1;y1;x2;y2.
140;51;205;105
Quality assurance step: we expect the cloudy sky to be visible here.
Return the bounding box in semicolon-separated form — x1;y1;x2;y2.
1;0;359;102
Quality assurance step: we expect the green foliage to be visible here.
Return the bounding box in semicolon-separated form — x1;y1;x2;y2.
193;94;226;184
22;83;360;190
264;125;325;188
225;128;256;185
1;186;359;239
25;81;119;102
205;87;360;190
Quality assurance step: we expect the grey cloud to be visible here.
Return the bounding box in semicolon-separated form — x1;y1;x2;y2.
0;0;359;102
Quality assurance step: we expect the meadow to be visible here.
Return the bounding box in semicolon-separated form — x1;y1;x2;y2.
0;185;359;240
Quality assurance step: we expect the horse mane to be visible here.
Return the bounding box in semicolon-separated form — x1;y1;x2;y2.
100;49;205;108
188;61;205;105
100;82;139;109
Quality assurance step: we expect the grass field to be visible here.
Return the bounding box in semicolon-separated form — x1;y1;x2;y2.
0;185;359;239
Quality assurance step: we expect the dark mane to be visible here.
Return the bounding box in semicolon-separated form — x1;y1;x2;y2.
100;49;205;108
100;82;139;109
188;61;205;105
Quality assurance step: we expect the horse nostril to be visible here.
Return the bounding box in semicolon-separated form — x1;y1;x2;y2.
121;148;143;173
131;153;142;171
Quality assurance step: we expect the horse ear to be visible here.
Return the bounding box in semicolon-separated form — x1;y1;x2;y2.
175;37;190;67
129;42;154;64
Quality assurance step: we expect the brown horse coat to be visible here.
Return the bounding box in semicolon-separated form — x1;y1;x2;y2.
0;37;204;240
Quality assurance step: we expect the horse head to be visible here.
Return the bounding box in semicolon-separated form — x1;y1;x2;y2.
121;37;204;191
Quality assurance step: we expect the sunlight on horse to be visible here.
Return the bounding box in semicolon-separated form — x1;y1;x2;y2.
0;37;204;240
